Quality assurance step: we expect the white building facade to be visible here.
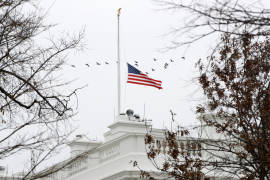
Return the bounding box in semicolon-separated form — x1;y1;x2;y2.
42;114;165;180
0;112;236;180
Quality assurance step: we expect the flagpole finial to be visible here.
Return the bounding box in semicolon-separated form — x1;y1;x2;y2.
117;8;122;16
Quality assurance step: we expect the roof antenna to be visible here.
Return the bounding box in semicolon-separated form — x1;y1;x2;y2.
163;119;165;129
143;102;146;120
114;107;116;122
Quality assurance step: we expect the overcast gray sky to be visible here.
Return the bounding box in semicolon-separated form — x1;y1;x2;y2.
2;0;217;173
5;0;270;174
37;0;217;141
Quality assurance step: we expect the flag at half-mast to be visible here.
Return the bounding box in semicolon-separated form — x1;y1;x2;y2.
127;63;162;89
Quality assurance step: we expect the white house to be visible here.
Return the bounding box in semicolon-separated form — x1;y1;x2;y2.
38;111;166;180
0;111;236;180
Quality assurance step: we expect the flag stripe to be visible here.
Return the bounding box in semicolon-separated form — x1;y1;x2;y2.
128;80;162;89
128;74;162;83
127;81;162;89
127;77;161;86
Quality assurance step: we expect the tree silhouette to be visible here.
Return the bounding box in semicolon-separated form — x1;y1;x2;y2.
0;0;84;178
140;34;270;179
155;0;270;48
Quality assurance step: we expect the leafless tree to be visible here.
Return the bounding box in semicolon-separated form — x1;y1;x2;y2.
137;1;270;179
0;0;84;178
139;34;270;180
155;0;270;47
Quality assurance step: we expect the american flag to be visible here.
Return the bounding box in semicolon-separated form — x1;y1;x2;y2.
127;63;162;89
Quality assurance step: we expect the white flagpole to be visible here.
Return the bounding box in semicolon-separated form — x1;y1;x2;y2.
117;8;121;115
